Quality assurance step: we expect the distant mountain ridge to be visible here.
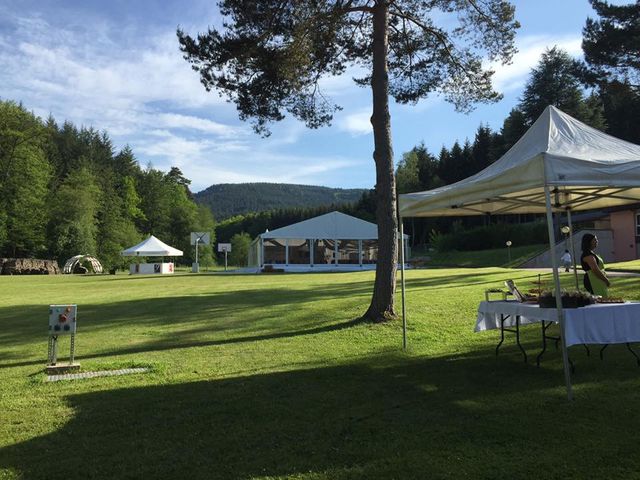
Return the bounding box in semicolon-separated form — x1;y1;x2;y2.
194;183;367;220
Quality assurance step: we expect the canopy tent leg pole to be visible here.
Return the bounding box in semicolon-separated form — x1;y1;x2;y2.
259;237;264;271
545;186;573;401
567;210;579;290
285;239;289;266
400;216;407;350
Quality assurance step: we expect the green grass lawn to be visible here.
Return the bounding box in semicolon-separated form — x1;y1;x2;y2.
608;259;640;273
1;269;640;479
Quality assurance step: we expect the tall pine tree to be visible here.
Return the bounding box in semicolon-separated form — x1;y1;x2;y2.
178;0;519;321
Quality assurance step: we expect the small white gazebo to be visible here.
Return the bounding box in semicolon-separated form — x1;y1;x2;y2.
121;235;183;274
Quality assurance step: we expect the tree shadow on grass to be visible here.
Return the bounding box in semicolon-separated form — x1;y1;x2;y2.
0;279;377;342
0;280;378;368
1;351;640;479
402;269;550;291
0;316;366;369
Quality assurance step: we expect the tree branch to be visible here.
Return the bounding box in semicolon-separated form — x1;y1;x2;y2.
465;0;499;30
336;0;374;14
388;4;485;95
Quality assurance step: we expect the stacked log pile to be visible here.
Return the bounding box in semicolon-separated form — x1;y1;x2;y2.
0;258;60;275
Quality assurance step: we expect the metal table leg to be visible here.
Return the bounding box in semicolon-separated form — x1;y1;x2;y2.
495;313;508;356
536;321;553;367
515;315;527;363
537;320;575;371
599;343;639;365
600;344;608;360
626;343;640;366
496;313;527;363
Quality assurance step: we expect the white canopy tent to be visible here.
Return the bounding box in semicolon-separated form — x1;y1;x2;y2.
398;106;640;400
248;211;409;271
121;235;183;257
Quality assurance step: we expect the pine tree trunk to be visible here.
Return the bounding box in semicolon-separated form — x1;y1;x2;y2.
363;1;398;322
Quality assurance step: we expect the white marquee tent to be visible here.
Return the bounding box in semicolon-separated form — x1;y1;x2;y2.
121;235;183;257
248;211;409;271
398;105;640;400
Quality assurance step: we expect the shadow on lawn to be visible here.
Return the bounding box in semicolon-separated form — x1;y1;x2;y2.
0;279;378;368
0;269;602;366
0;316;365;369
2;351;640;479
403;269;547;291
0;280;375;338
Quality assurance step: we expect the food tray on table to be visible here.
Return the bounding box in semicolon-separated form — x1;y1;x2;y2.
484;288;507;301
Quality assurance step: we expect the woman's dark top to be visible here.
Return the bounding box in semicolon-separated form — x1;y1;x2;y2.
581;251;593;272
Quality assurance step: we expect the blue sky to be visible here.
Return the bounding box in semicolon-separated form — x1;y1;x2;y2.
0;1;618;192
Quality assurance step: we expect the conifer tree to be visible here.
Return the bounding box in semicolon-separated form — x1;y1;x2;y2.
177;0;519;320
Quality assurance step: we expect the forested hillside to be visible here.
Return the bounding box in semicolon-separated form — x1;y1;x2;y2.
0;100;215;269
194;183;365;220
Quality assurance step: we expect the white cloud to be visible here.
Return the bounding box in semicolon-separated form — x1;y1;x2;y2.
0;15;235;139
318;65;368;96
134;126;365;190
0;8;374;191
491;35;583;93
183;156;362;188
338;110;372;136
156;113;243;137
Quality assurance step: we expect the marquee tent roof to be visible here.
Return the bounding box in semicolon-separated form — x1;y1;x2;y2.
399;106;640;217
121;235;183;257
260;211;409;240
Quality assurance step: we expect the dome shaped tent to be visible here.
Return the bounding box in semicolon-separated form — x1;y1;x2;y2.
63;255;104;274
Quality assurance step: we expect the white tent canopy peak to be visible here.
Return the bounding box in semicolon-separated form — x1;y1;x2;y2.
399;105;640;217
121;235;183;257
260;211;409;240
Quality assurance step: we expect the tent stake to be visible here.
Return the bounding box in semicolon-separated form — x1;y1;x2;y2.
545;186;573;401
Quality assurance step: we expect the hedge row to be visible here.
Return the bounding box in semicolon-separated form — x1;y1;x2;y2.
429;221;549;252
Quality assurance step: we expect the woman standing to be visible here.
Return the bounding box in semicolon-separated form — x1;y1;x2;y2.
580;233;611;297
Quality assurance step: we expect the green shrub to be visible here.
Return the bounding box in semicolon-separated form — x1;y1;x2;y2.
229;232;251;266
430;221;548;252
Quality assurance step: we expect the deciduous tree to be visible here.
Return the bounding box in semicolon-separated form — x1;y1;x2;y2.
49;167;101;263
0;101;51;257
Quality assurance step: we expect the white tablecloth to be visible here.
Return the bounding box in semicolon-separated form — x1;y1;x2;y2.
476;300;640;347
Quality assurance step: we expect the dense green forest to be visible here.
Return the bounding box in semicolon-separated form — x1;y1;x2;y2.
215;191;376;243
0;101;215;269
194;183;365;220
